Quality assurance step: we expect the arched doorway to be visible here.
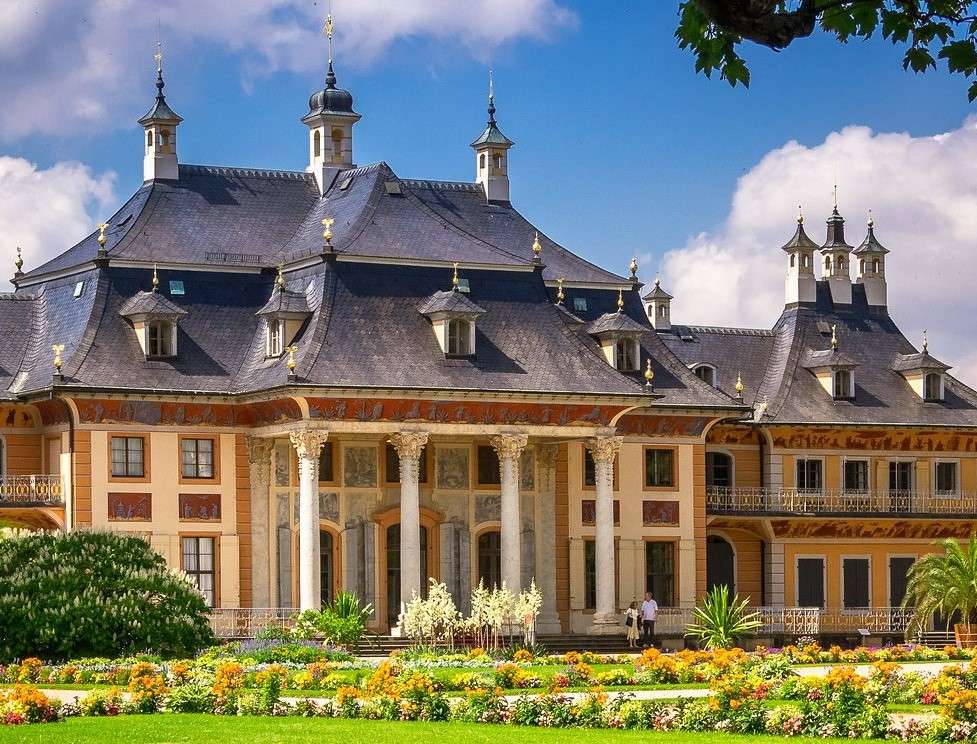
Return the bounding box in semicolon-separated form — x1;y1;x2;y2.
706;535;736;596
385;523;429;628
477;530;501;589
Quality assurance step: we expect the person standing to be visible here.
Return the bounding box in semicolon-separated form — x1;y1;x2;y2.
641;592;658;647
625;601;640;648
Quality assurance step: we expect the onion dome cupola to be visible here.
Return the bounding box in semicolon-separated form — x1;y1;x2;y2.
471;71;514;204
303;14;362;193
782;207;818;306
642;277;673;331
119;266;187;358
418;264;486;357
138;43;183;182
820;189;854;305
853;212;890;307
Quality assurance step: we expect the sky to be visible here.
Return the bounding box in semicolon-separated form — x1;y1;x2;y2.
2;0;977;380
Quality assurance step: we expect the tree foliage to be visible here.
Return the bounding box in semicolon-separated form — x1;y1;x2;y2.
677;1;977;99
0;531;214;662
903;535;977;633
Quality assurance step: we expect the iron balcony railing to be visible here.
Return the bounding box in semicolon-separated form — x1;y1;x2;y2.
209;607;298;639
0;475;65;506
707;486;977;517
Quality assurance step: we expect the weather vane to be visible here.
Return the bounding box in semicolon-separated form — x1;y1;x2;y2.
323;6;334;63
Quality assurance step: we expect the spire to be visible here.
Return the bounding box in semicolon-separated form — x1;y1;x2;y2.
822;185;851;250
138;39;182;126
854;210;889;255
781;206;818;252
488;69;496;125
923;328;929;354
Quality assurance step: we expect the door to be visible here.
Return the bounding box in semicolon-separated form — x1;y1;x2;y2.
706;452;733;509
385;524;428;628
645;541;675;606
706;535;736;596
889;556;915;630
319;530;334;608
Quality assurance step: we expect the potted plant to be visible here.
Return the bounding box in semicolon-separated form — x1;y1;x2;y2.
903;535;977;647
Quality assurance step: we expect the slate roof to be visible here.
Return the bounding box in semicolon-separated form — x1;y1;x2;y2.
256;286;312;317
642;280;673;301
587;311;648;336
800;347;859;370
417;289;486;317
892;351;951;373
119;290;187;318
853;222;889;255
781;220;819;252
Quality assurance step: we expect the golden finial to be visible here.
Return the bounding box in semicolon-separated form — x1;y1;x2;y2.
867;208;874;229
97;222;109;248
52;344;65;373
452;262;460;290
831;324;838;350
644;358;654;388
797;204;804;225
629;256;638;280
735;372;744;396
14;246;23;274
276;263;286;289
556;277;565;305
616;288;624;312
323;11;335;63
923;328;929;354
151;263;159;292
322;216;334;246
285;345;298;371
532;231;542;260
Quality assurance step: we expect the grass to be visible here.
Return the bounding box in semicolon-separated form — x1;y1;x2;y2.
0;715;887;744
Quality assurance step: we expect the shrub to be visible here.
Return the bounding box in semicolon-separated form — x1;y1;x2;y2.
165;683;215;713
0;685;61;724
686;585;762;649
77;688;124;717
0;531;214;662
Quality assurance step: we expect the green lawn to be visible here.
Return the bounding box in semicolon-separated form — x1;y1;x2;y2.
0;715;883;744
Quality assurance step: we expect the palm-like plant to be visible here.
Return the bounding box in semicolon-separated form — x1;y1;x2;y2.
903;536;977;638
686;585;763;649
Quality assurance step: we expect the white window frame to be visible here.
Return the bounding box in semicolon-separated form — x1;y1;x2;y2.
266;318;285;358
924;372;945;401
146;320;176;357
794;554;827;609
841;554;872;612
446;319;473;356
614;338;638;372
841;456;871;494
933;458;961;497
691;363;718;388
887;458;916;494
833;369;854;399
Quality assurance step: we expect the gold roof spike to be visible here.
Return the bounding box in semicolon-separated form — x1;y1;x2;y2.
616;288;624;312
52;344;65;372
452;262;460;290
735;372;745;396
322;216;334;246
831;324;838;350
14;246;23;274
556;277;565;305
285;344;298;371
797;204;804;225
923;328;929;354
629;256;638;280
152;264;159;292
532;231;542;260
644;358;654;388
97;222;109;248
276;263;286;289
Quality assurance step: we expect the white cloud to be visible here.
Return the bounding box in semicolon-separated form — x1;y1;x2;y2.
0;157;116;281
0;0;576;140
658;118;977;385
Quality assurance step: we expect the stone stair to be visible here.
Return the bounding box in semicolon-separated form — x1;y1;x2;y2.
353;634;638;657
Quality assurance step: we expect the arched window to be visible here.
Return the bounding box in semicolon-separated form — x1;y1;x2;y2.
615;339;637;371
386;523;428;627
790;254;796;268
859;259;865;273
160;129;170;148
824;256;831;271
493;152;503;169
694;364;716;387
833;369;853;399
477;530;501;589
659;305;668;318
313;130;321;158
802;254;809;269
925;373;943;401
331;128;343;159
872;259;880;273
479;153;486;170
838;256;846;270
147;131;153;148
447;319;471;356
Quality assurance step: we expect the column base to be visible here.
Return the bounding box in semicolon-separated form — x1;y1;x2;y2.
535;614;562;635
588;613;624;635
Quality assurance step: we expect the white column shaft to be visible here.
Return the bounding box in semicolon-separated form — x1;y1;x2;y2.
290;430;328;612
399;453;422;605
594;457;616;619
500;454;521;592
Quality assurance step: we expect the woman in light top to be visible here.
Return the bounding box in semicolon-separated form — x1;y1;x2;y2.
625;600;640;648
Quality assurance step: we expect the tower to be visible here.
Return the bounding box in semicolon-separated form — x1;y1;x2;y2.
138;42;182;182
854;212;889;307
820;190;853;305
303;14;361;193
643;278;673;331
470;72;514;204
781;208;818;305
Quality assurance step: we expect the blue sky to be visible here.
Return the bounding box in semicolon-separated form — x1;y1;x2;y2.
3;0;977;378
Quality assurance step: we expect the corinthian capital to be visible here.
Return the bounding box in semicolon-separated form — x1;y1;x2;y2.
587;435;623;464
490;433;529;462
289;429;329;460
388;431;429;462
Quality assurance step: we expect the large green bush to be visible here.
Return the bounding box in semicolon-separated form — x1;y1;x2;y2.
0;530;214;661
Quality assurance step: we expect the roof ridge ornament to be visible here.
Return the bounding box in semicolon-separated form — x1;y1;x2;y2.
14;246;23;277
97;222;109;252
735;372;745;399
452;262;460;291
923;328;929;354
797;204;804;225
322;216;334;250
152;263;159;292
616;288;624;313
275;263;286;289
532;231;542;262
629;256;638;281
556;277;565;305
52;343;65;381
831;324;838;350
644;358;654;390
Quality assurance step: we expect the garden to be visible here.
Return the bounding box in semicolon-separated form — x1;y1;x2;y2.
6;532;977;742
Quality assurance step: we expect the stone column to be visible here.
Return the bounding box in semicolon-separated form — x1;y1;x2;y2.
289;430;329;611
491;433;529;592
588;435;623;633
247;437;274;608
389;432;429;610
534;443;561;633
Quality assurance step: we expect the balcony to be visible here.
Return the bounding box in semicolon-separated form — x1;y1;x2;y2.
707;486;977;518
0;475;65;507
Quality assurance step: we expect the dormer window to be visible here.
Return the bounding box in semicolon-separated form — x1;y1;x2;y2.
266;319;285;358
118;277;187;360
615;338;638;372
256;275;313;361
693;364;717;387
833;369;853;399
893;345;950;402
147;320;175;357
585;301;647;374
925;372;944;401
447;319;473;356
418;272;486;359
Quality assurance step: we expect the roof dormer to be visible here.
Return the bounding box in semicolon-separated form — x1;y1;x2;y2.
256;268;312;357
893;332;950;402
801;325;858;400
586;290;646;372
119;267;187;358
418;264;486;358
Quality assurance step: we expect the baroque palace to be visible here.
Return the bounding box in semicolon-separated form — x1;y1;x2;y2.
3;41;977;640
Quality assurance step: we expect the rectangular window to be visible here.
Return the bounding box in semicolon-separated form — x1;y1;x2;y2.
169;280;185;296
615;339;636;371
447;320;470;356
706;452;732;488
645;541;675;606
573;297;587;313
147;321;172;357
384;442;427;484
834;370;852;398
797;557;825;608
644;448;674;488
843;460;869;493
318;442;334;483
889;556;915;607
584;539;596;610
182;536;216;607
843;557;870;609
476;445;500;486
889;461;914;493
936;461;959;495
796;458;823;492
181;438;214;479
925;373;943;401
111;436;145;478
267;319;283;357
